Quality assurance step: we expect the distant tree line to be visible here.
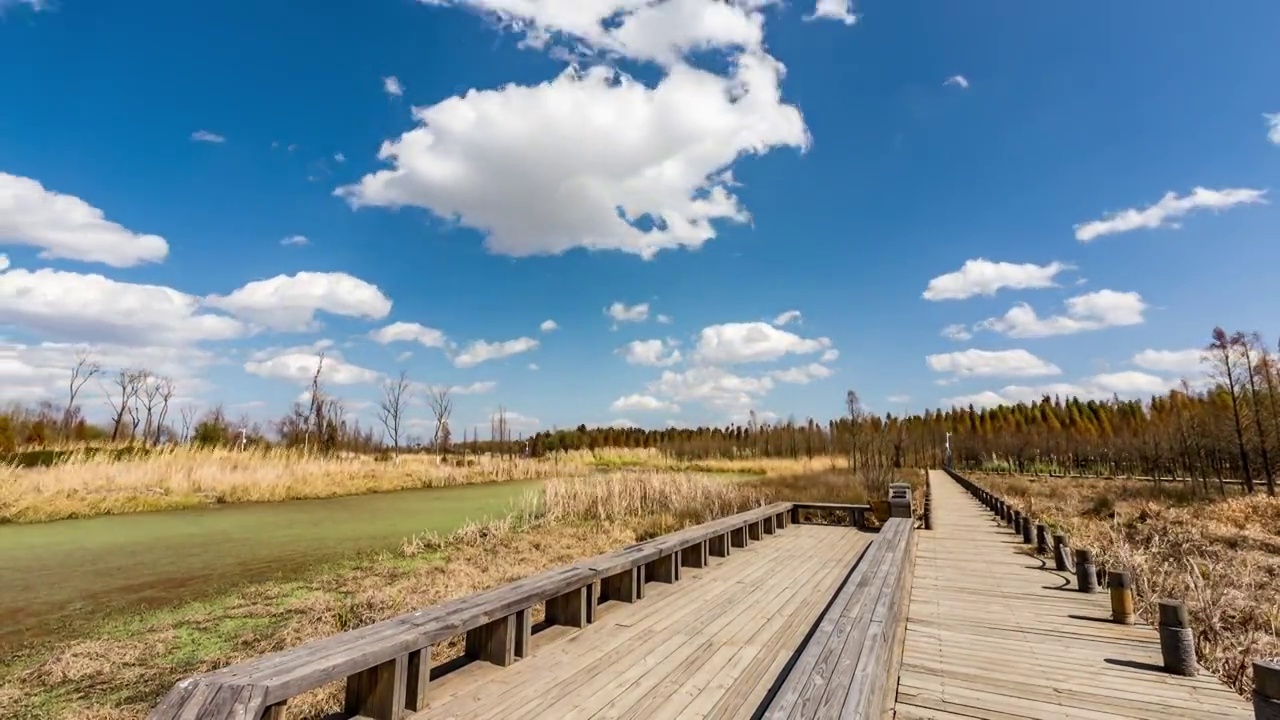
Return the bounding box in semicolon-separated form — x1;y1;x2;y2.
1;327;1276;496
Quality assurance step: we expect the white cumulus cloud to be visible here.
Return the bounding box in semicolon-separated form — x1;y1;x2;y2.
693;321;830;365
0;268;246;346
771;309;802;326
770;362;833;384
0;172;169;267
1131;348;1210;376
647;365;773;414
975;290;1146;338
1265;113;1280;145
206;272;393;332
1075;187;1266;242
607;302;650;324
337;56;807;260
923;258;1070;301
453;337;539;368
926;348;1061;378
806;0;859;25
943;75;970;89
383;76;404;97
619;339;683;367
245;352;381;385
369;321;449;348
943;371;1179;409
539;319;559;333
611;394;680;413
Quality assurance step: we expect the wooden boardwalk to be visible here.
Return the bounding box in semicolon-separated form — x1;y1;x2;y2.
409;523;868;720
895;470;1253;720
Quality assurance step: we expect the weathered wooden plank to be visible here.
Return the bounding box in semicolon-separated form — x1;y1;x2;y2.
892;470;1253;720
759;523;898;719
411;525;867;720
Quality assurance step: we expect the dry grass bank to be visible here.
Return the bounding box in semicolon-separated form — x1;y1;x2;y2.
0;445;856;524
0;468;875;719
979;473;1280;695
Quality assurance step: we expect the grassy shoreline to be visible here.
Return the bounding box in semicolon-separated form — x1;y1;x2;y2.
0;446;847;524
0;468;878;719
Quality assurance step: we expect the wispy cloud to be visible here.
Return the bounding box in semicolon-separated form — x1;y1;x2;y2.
1266;113;1280;145
1075;187;1266;242
190;130;226;144
280;235;309;247
383;76;404;97
943;75;970;89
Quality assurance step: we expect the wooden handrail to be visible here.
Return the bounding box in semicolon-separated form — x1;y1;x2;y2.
149;501;815;720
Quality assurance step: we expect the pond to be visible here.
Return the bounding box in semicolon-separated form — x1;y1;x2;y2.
0;479;539;649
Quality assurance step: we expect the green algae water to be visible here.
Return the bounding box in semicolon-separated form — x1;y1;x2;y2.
0;480;539;648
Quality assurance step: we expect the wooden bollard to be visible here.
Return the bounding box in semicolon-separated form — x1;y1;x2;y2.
1158;600;1197;676
1020;517;1034;544
1074;549;1098;592
1035;523;1049;554
1253;658;1280;720
1012;511;1022;533
1108;570;1135;624
1052;533;1069;571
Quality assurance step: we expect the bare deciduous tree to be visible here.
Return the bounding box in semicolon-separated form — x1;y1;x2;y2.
428;386;454;455
64;351;101;439
1208;328;1254;493
376;370;411;456
104;369;146;442
178;404;197;443
152;377;175;446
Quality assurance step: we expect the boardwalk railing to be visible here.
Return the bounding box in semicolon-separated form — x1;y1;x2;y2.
148;500;887;720
761;515;915;719
943;467;1280;720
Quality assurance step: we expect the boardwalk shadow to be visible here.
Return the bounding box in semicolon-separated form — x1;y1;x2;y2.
1105;657;1167;674
1068;613;1113;624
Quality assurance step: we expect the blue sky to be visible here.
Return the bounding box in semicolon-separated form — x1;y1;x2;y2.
1;0;1278;438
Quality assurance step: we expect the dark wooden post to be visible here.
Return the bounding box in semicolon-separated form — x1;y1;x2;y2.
1020;517;1034;544
345;655;407;720
1074;549;1098;593
1253;658;1280;720
1035;523;1049;555
1052;533;1069;572
730;526;748;548
748;520;763;541
1158;600;1198;676
1108;570;1135;624
405;647;430;712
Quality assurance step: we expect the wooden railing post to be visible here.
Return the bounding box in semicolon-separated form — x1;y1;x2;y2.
345;655;408;720
1020;516;1034;545
1253;658;1280;720
1108;570;1135;625
1035;523;1049;555
1158;600;1198;676
1052;533;1069;571
1074;549;1098;593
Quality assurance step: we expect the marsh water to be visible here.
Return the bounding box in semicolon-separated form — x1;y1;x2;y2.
0;480;539;648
